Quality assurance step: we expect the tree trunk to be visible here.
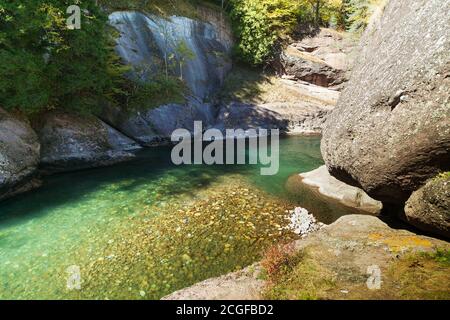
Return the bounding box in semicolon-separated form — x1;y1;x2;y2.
315;0;321;25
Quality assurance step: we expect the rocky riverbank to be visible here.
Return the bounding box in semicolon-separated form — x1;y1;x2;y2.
163;0;450;300
164;215;449;300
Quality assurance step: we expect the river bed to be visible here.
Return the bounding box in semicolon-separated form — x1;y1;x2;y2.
0;136;357;299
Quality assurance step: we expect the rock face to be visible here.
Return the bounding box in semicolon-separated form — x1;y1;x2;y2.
109;10;232;100
216;79;339;135
321;0;450;206
299;166;383;214
101;100;217;146
105;9;233;146
404;174;450;238
0;108;40;200
35;112;141;173
281;29;355;89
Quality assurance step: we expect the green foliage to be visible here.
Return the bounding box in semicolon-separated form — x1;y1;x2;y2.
429;249;450;265
226;0;357;66
228;0;298;65
0;0;387;115
0;0;128;115
174;40;196;80
98;0;202;18
434;172;450;182
345;0;386;33
125;76;186;111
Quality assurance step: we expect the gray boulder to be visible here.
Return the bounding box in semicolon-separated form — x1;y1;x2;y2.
0;108;40;200
101;100;217;146
299;166;382;215
321;0;450;206
404;174;450;238
35;112;141;173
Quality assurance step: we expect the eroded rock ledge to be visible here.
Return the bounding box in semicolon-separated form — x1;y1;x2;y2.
299;166;382;214
34;112;142;174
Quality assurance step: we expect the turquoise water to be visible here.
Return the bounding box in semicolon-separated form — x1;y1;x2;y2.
0;136;355;299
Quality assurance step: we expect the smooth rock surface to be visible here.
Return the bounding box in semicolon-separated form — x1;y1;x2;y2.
300;166;383;214
321;0;450;205
101;100;217;146
0;108;40;200
404;174;450;238
109;11;232;100
162;265;264;300
35;112;141;173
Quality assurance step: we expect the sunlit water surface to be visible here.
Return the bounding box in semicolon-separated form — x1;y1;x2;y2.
0;136;357;299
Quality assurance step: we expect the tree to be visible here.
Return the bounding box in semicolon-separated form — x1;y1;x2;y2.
175;40;195;81
305;0;325;25
0;0;126;115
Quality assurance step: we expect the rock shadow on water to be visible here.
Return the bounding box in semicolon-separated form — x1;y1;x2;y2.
0;146;251;228
284;174;379;224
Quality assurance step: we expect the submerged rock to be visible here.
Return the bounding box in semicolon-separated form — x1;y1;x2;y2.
109;10;232;100
35;112;141;173
299;166;383;214
321;0;450;208
0;108;40;200
404;174;450;238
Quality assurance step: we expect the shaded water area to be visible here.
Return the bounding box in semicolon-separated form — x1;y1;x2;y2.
0;136;360;299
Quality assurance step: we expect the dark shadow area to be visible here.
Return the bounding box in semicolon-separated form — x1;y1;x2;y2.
219;102;290;134
215;62;274;104
379;204;450;242
291;23;321;42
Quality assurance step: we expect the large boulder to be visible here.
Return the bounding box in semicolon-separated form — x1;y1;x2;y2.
34;112;141;173
0;108;40;200
321;0;450;207
101;100;217;146
404;174;450;238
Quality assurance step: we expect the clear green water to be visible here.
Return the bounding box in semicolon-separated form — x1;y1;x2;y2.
0;136;355;299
